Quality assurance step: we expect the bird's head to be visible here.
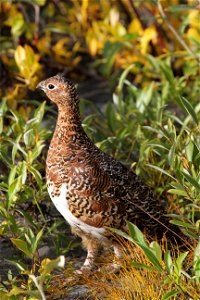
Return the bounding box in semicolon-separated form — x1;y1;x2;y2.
36;74;79;107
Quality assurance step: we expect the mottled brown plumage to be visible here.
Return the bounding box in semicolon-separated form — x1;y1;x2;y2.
37;74;188;272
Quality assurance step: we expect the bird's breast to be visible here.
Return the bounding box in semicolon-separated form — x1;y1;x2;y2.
47;181;106;239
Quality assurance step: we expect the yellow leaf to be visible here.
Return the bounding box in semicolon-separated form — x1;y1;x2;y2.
52;37;71;57
39;258;51;274
81;0;88;27
188;10;199;28
187;28;200;41
36;35;51;54
128;19;143;35
34;0;46;5
14;45;41;84
140;26;157;55
24;44;35;68
115;23;127;37
89;38;98;56
14;45;26;70
39;256;65;275
7;287;25;296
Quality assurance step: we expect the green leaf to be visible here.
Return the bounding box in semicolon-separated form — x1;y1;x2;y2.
17;209;38;229
147;54;159;70
175;252;189;275
127;222;148;246
194;241;200;264
180;97;199;125
10;137;27;163
138;244;163;272
170;219;195;229
162;290;180;300
8;165;17;185
181;171;200;190
28;165;42;187
106;102;117;131
147;143;169;151
24;129;33;147
10;109;25;127
5;259;26;272
116;63;134;94
146;164;177;181
113;92;125;114
31;141;45;162
193;241;200;283
150;241;162;262
168;143;176;166
10;238;32;258
11;135;22;163
164;250;173;275
127;223;163;272
131;262;157;271
136;83;154;113
102;41;122;75
168;189;188;197
25;228;35;246
8;176;22;209
32;227;44;253
33;101;46;124
7;214;18;234
159;61;175;86
11;13;24;37
185;140;194;162
20;161;27;184
108;227;133;242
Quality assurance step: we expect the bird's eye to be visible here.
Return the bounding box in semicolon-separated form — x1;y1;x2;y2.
47;84;56;90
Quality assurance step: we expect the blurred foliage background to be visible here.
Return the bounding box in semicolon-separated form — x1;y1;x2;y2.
0;0;200;299
1;0;199;108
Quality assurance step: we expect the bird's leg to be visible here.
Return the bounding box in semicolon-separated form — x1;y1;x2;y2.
81;247;98;271
80;238;99;272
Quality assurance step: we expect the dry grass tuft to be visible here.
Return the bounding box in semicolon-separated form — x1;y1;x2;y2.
81;239;199;300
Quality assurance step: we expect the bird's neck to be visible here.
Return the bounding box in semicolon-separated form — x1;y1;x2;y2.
53;104;84;143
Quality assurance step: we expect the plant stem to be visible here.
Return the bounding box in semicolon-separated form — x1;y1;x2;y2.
34;4;40;41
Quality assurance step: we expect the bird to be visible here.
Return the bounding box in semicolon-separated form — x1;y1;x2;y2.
36;74;189;273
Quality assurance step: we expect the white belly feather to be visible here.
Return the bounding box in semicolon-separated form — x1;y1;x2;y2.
47;182;106;239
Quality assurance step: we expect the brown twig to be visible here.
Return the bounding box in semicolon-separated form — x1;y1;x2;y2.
130;0;147;30
18;2;31;24
34;4;40;42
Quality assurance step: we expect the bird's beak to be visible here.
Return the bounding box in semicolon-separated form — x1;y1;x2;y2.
36;81;45;90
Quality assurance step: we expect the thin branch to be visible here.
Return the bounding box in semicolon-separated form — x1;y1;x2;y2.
157;0;198;61
130;0;147;30
34;4;40;41
18;2;31;24
119;0;135;20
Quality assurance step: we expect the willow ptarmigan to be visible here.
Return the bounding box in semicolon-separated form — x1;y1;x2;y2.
37;74;186;272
